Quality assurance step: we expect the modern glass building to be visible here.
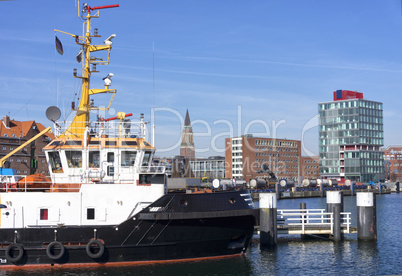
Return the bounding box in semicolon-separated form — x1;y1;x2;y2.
318;90;384;183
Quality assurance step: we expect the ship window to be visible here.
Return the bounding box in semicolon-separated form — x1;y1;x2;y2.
64;140;82;146
49;141;62;146
142;151;152;166
89;151;100;168
106;141;117;146
122;141;137;146
107;152;114;163
89;140;101;145
121;151;136;167
40;209;48;220
66;151;82;168
107;166;114;176
48;151;63;173
87;208;95;220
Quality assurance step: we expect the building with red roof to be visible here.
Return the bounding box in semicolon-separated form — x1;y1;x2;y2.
0;115;54;176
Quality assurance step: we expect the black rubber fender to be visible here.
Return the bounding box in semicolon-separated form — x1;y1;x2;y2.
86;239;105;259
5;243;24;263
46;241;65;260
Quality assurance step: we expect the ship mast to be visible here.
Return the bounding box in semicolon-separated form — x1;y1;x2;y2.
56;2;119;138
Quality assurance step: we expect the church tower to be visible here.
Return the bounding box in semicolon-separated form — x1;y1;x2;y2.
180;109;195;159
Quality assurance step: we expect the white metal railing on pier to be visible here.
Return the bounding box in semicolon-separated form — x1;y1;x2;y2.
277;209;352;234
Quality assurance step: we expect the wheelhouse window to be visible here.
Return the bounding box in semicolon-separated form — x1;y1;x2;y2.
107;152;114;163
121;151;136;167
48;151;63;173
142;151;152;166
66;151;82;168
89;151;100;168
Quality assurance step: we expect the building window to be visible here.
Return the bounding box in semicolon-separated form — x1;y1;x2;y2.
9;147;13;150
87;208;95;220
1;147;5;150
40;209;48;220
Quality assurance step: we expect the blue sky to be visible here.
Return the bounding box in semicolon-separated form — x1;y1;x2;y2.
1;0;402;157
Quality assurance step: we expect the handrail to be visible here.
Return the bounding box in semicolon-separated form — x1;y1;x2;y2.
277;209;352;234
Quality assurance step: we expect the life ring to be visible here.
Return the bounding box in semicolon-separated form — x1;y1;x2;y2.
5;243;24;263
46;241;65;260
86;239;105;259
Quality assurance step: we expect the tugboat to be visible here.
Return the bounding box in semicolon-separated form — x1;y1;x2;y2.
0;2;257;267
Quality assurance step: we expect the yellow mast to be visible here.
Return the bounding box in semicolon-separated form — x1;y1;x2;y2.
56;2;119;138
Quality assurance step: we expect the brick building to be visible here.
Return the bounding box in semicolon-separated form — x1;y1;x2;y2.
225;135;301;183
382;146;402;182
0;116;54;176
301;156;320;180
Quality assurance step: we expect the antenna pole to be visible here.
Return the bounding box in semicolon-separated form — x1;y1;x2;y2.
152;42;155;146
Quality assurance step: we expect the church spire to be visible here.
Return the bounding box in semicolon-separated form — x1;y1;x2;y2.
184;109;191;126
180;109;195;159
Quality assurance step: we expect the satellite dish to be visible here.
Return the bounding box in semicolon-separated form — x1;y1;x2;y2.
46;106;61;122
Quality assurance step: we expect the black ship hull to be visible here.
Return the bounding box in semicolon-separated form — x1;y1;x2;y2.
0;191;257;267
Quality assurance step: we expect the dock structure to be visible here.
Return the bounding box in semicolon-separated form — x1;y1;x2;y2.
251;187;391;201
276;208;357;235
258;192;376;247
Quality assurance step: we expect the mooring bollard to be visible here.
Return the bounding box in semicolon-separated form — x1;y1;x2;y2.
275;183;281;201
326;191;344;214
259;193;277;248
333;205;341;241
350;182;354;196
357;192;377;240
396;182;400;193
326;191;344;240
320;183;324;197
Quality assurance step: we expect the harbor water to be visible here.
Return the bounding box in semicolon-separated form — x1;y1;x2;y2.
1;193;400;275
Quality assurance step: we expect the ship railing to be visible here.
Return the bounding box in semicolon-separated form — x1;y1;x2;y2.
138;166;166;174
54;120;148;139
277;209;352;234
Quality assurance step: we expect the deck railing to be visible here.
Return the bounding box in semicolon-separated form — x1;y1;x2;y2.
277;209;352;234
